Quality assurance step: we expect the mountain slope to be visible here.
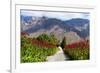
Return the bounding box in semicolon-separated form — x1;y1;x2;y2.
21;16;89;43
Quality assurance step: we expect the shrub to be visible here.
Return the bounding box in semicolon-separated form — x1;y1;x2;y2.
21;44;47;62
21;35;59;63
37;34;58;45
21;44;59;63
61;37;66;49
63;40;89;60
64;40;89;49
31;38;57;48
64;48;89;60
37;34;50;41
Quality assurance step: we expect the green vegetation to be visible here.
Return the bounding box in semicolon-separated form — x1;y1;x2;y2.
21;33;89;62
21;35;59;63
64;48;89;60
61;37;66;49
37;34;58;45
64;40;89;60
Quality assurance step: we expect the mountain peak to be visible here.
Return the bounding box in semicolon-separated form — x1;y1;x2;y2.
21;16;89;39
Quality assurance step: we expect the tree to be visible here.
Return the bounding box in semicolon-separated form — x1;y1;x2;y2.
61;37;66;49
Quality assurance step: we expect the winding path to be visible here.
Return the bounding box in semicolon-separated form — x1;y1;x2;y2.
47;46;69;62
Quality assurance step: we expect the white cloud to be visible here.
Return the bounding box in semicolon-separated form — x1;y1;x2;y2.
21;10;89;20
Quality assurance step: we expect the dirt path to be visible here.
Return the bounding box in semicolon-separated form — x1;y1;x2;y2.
47;46;69;62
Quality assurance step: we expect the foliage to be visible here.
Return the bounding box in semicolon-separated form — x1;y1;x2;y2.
64;48;89;60
32;38;57;48
37;34;58;45
21;44;47;62
21;35;59;63
64;40;89;49
61;37;66;49
37;34;50;41
64;40;89;60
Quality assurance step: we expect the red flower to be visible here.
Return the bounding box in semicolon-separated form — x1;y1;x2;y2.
65;40;89;49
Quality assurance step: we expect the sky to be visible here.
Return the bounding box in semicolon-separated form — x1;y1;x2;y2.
21;10;90;21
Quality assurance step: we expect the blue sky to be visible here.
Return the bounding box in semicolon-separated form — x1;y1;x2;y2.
21;10;90;20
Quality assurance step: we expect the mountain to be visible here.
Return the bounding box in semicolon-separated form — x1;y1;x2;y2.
64;18;89;38
21;15;89;43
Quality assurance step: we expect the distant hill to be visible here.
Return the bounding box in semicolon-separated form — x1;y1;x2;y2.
21;15;89;44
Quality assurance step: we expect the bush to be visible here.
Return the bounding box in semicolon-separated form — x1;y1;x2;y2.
31;38;57;48
21;44;59;62
21;35;59;63
21;44;47;62
64;48;89;60
37;34;58;45
63;40;90;60
37;34;50;41
61;37;66;49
